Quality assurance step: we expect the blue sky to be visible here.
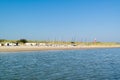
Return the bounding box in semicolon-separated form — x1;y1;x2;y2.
0;0;120;42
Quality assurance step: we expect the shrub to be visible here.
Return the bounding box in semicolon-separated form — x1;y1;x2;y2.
17;39;28;43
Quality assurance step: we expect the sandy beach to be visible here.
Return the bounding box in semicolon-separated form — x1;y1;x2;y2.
0;45;120;52
0;46;82;52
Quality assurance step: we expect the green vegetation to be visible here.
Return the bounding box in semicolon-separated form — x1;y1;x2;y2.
0;39;7;42
17;39;28;43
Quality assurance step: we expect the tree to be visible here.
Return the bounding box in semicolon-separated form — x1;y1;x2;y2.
17;39;28;43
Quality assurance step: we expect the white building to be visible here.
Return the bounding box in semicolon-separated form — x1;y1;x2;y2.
39;43;46;46
25;43;37;46
4;42;17;46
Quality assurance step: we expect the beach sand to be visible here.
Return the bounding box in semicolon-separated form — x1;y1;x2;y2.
0;46;81;52
0;45;120;52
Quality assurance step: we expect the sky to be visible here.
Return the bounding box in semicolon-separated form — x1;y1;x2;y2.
0;0;120;42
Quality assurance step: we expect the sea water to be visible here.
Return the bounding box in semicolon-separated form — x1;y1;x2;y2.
0;48;120;80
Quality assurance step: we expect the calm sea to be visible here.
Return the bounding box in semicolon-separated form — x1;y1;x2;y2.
0;48;120;80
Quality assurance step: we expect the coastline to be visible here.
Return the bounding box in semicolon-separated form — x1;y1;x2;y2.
0;45;120;52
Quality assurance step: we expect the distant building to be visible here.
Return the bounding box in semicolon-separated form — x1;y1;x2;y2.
5;43;11;46
4;42;17;46
25;43;37;46
39;43;46;46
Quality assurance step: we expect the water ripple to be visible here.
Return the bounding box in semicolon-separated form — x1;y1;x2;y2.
0;48;120;80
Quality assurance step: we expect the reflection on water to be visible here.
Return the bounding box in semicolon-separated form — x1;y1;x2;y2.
0;48;120;80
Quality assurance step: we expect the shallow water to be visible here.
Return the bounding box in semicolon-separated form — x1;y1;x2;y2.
0;48;120;80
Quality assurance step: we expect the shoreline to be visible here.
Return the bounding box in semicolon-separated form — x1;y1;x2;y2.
0;46;120;52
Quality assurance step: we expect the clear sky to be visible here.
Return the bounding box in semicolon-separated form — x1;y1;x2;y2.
0;0;120;42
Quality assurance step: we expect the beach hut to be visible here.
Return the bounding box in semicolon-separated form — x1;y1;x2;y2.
5;42;15;46
25;43;37;46
5;43;9;46
39;43;46;46
0;43;1;46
